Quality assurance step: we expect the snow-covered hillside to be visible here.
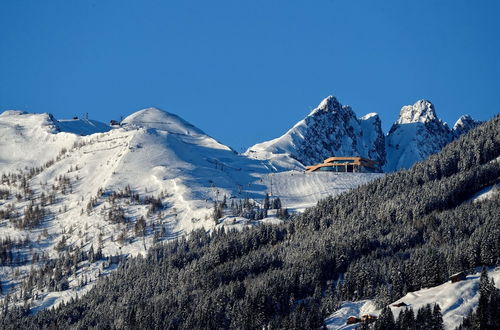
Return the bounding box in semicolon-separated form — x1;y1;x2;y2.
257;171;382;212
0;111;109;174
0;108;382;312
325;267;500;330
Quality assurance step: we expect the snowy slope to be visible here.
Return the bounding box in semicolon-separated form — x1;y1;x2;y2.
0;107;266;257
471;183;499;203
359;113;386;165
0;111;76;173
325;300;379;330
256;171;382;212
325;267;500;330
245;96;386;169
55;117;110;135
0;110;110;174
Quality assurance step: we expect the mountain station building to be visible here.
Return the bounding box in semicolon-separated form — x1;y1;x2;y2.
305;156;380;173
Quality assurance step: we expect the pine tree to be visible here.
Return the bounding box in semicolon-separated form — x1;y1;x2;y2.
375;306;396;330
263;193;270;210
397;307;416;330
476;269;499;330
431;304;444;330
415;304;433;329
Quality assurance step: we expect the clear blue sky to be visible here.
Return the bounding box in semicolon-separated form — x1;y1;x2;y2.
1;0;499;150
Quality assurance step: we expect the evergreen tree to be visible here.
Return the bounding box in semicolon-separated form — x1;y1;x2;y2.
431;304;444;330
263;193;270;210
415;304;433;330
397;307;416;330
476;269;500;329
375;306;396;330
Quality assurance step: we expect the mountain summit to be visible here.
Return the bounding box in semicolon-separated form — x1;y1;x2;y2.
384;100;453;171
121;107;205;136
395;99;438;125
452;114;482;137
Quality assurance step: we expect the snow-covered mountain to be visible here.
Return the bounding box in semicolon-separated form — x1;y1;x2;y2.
384;101;484;172
247;96;478;172
245;96;386;170
384;100;453;172
0;107;381;312
0;110;111;173
452;114;482;137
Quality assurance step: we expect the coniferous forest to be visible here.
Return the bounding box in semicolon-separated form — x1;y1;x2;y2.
1;116;499;329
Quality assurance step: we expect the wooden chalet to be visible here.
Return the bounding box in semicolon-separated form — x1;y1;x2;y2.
305;156;380;173
361;314;378;323
346;316;361;325
450;271;467;283
393;302;408;307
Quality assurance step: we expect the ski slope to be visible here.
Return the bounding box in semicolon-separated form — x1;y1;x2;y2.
256;171;382;212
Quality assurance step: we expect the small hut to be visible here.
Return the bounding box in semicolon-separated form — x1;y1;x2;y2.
361;314;378;323
346;316;361;325
450;271;467;283
393;302;408;307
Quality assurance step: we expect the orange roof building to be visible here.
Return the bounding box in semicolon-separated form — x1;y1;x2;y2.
305;156;381;173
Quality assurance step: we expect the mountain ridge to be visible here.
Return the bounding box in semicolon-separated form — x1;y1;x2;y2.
246;95;481;172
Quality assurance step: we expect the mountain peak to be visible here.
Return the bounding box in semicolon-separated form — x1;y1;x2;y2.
361;112;379;121
0;109;28;117
453;114;481;136
122;107;204;135
385;100;453;171
396;99;437;125
309;95;348;116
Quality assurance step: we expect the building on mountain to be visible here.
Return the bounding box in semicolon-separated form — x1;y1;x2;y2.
346;316;361;325
392;302;408;307
450;271;466;283
305;156;381;173
361;314;378;323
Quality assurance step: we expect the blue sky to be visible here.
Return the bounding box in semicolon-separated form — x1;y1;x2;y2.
1;0;499;150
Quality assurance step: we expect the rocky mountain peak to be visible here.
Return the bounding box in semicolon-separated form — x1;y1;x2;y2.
385;100;453;171
453;115;481;136
396;99;438;125
313;95;341;113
